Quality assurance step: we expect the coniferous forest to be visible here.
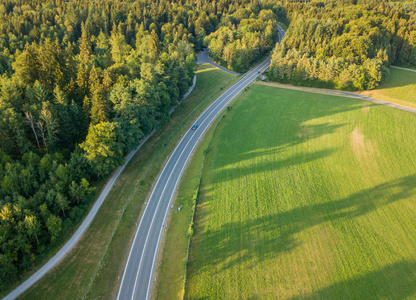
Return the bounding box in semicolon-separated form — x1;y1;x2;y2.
270;1;416;90
0;0;415;292
0;0;284;290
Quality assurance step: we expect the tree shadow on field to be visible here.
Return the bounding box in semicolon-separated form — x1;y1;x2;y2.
211;98;369;185
211;120;346;185
196;175;416;276
289;260;416;299
212;146;338;185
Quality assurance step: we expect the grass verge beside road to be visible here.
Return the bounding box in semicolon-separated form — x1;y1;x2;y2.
152;100;235;300
277;22;288;31
17;64;237;300
186;84;416;299
151;113;214;300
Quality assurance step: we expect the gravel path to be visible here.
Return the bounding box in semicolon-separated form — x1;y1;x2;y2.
391;66;416;73
117;57;270;300
2;69;198;300
258;81;416;114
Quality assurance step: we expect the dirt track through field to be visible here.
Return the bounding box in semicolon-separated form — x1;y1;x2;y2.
257;81;416;114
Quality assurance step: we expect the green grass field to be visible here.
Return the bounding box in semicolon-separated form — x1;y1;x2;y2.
278;22;289;31
14;64;236;300
186;84;416;299
360;67;416;108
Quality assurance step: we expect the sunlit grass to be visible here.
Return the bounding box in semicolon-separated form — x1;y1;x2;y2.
186;84;416;299
360;67;416;108
151;66;237;300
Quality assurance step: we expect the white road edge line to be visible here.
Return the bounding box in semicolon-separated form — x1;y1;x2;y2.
116;58;267;300
2;132;154;300
118;26;283;299
144;61;271;300
128;58;269;299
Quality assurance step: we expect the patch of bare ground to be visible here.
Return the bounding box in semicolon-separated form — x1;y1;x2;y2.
361;105;370;113
351;126;379;175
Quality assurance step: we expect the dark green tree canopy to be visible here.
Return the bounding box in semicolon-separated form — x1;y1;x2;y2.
269;0;416;90
0;0;414;292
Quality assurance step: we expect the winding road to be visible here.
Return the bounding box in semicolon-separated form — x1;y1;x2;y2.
117;26;288;300
196;48;239;74
117;23;416;299
117;56;272;300
3;26;283;300
6;21;413;300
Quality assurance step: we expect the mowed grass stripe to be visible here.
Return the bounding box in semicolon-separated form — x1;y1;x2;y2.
186;84;416;299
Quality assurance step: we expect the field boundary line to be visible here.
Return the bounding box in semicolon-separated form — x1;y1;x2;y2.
391;66;416;73
142;59;270;300
257;81;416;114
117;65;242;300
147;70;239;299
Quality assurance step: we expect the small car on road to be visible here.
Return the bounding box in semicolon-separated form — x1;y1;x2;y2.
191;123;198;130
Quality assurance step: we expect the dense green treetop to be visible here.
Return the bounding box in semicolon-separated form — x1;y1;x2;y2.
0;0;415;292
0;0;288;291
269;0;416;90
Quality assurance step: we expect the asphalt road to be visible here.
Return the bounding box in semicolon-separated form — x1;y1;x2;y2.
117;25;416;300
277;24;285;43
117;57;272;300
4;22;412;300
117;24;286;300
196;48;239;75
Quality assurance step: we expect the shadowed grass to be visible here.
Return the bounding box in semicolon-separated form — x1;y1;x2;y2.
152;109;223;300
290;261;416;299
186;84;416;299
15;64;237;300
278;22;289;31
